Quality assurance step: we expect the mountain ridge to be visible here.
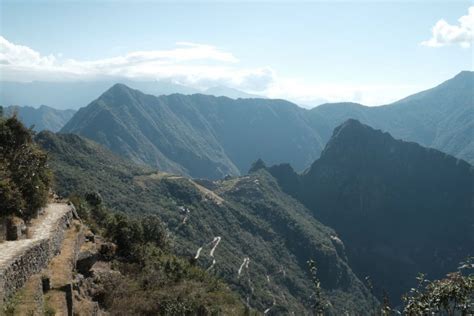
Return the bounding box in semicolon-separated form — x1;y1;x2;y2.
35;130;378;314
60;71;474;179
264;119;474;303
4;105;76;132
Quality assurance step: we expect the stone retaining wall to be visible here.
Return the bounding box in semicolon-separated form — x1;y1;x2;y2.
0;204;73;304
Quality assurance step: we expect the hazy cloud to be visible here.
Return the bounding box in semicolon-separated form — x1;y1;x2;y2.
0;36;425;106
421;6;474;48
0;36;273;90
263;77;423;107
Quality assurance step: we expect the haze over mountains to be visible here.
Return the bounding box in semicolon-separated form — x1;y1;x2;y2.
60;71;474;179
6;69;470;312
0;80;263;110
4;105;75;132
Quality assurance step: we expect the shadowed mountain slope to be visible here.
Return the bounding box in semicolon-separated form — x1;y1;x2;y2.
35;130;377;314
264;119;474;303
61;72;473;180
61;84;323;178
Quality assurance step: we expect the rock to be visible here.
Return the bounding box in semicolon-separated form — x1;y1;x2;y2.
6;217;27;240
76;251;99;276
85;231;95;243
68;202;81;221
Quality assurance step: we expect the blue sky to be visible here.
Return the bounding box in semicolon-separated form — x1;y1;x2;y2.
0;0;472;106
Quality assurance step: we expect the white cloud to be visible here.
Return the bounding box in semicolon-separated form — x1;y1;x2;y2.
421;6;474;48
263;77;423;107
0;36;263;86
0;36;424;107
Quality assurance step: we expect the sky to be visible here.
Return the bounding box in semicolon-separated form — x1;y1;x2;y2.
0;0;473;106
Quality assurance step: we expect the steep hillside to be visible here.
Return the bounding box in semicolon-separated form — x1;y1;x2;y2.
4;105;75;132
266;119;474;303
60;72;473;180
61;84;323;178
61;84;240;178
309;71;474;163
35;131;377;314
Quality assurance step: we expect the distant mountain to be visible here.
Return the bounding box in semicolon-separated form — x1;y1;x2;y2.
36;130;377;314
308;71;474;163
4;105;75;132
204;86;264;99
60;72;474;179
0;80;199;110
61;84;324;178
1;80;266;110
264;119;474;303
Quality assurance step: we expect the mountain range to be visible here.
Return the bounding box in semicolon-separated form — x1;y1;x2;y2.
262;119;474;303
4;105;76;132
60;71;473;179
0;80;264;110
37;116;473;309
35;129;378;314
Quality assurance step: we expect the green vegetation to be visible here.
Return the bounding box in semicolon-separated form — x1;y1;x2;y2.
307;260;329;315
266;119;474;305
0;115;52;218
403;258;473;315
70;194;249;315
60;72;474;183
35;131;377;314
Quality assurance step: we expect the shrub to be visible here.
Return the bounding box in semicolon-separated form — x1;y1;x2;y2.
0;116;52;219
403;258;474;315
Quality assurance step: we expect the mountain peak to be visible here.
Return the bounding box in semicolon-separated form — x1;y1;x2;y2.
248;158;267;173
104;83;134;95
315;119;394;165
331;118;374;139
443;70;474;87
97;83;144;106
454;70;474;79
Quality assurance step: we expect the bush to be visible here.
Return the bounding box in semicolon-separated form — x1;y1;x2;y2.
0;116;52;219
403;258;474;315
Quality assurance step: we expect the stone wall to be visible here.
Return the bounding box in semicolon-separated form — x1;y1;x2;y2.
0;205;73;304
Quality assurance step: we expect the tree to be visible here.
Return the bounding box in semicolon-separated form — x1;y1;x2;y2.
403;258;474;315
307;259;329;315
0;116;52;218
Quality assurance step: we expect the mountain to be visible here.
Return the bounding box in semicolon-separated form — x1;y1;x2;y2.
61;84;324;178
35;130;378;314
0;80;266;110
0;80;199;110
60;72;473;180
308;71;474;163
264;119;474;303
4;105;76;132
